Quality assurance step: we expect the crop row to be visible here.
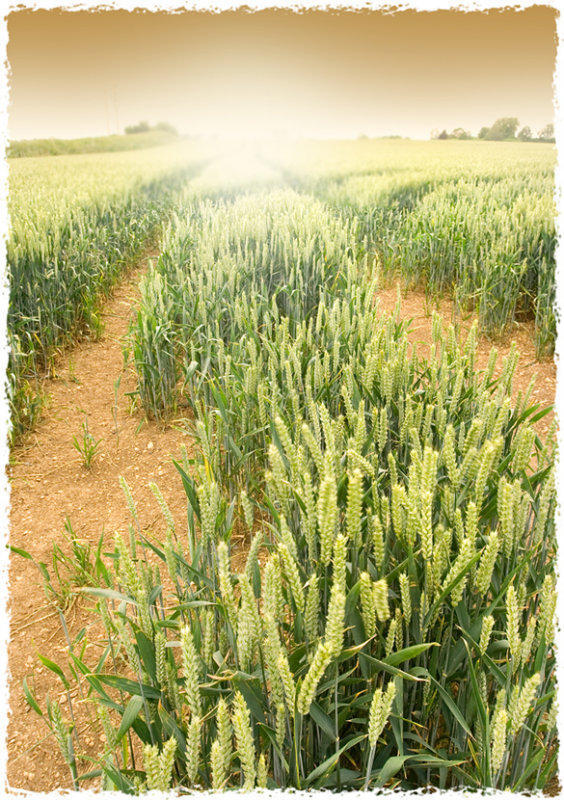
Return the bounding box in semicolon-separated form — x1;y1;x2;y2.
7;143;212;441
264;140;557;355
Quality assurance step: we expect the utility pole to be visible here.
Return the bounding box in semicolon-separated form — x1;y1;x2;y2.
105;88;111;135
113;85;120;134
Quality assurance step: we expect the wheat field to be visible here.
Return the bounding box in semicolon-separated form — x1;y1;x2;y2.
8;137;557;793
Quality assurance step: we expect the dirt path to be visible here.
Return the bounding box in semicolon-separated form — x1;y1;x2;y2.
376;283;557;439
6;252;193;793
5;269;557;794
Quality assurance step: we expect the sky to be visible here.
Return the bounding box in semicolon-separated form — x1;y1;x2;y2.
6;5;558;141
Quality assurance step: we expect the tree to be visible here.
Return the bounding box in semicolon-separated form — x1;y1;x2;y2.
450;128;471;140
124;121;178;136
154;121;178;136
538;123;555;142
478;127;490;139
125;121;151;134
518;126;533;141
437;129;448;140
485;117;519;140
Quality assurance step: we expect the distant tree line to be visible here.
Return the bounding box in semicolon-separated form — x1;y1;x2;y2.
125;121;178;136
431;118;555;143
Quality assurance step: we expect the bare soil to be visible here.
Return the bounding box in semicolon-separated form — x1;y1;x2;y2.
7;252;193;793
376;283;557;439
5;269;557;794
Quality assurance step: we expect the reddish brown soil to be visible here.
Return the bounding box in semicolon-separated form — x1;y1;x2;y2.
5;271;557;794
7;254;193;793
376;283;557;439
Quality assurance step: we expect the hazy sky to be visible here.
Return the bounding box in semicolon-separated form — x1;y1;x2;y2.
6;6;557;141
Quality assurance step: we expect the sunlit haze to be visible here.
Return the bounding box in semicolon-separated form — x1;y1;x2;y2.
7;7;557;142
